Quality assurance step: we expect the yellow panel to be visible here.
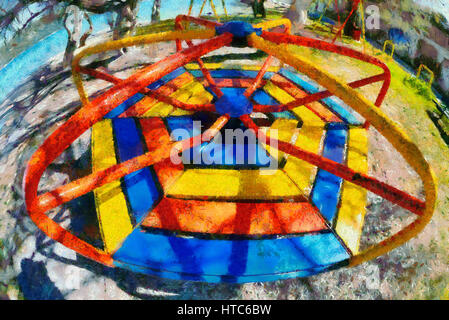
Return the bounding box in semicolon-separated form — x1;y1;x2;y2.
184;63;279;72
283;125;324;196
238;64;279;72
167;169;305;201
143;101;175;117
292;106;326;127
183;81;214;105
91;120;133;253
185;62;222;70
264;119;298;163
144;79;213;117
264;80;295;104
335;127;369;254
264;80;325;196
170;108;194;116
263;81;324;126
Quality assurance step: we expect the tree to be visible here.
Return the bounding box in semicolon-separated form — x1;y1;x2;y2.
152;0;161;23
0;0;60;43
0;0;141;67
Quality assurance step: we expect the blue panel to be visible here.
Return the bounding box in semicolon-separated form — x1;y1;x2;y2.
165;112;218;135
165;114;273;168
271;111;297;119
252;89;279;105
105;67;187;119
206;87;280;108
113;229;350;283
105;93;145;119
113;118;162;224
311;123;348;223
279;69;361;125
157;67;187;87
188;69;274;80
165;115;197;137
164;114;208;165
199;134;272;168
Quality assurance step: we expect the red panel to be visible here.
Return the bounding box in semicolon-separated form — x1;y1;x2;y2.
139;118;184;192
142;198;328;235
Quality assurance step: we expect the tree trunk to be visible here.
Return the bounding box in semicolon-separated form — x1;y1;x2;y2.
63;5;83;68
152;0;161;23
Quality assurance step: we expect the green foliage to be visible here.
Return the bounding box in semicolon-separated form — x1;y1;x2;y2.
403;76;434;101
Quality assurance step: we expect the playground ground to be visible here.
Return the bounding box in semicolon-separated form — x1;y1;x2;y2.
0;15;448;300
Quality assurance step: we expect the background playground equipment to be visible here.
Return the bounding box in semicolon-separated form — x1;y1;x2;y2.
430;99;449;138
188;0;228;21
310;0;363;43
382;40;395;58
417;63;435;87
252;0;266;18
310;0;342;32
23;16;436;283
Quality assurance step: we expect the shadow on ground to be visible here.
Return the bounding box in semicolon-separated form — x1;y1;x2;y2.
0;55;248;300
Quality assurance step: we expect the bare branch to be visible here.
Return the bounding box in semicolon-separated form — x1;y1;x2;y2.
79;12;93;47
19;3;56;32
62;10;72;38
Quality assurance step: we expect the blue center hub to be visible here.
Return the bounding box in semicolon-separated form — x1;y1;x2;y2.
215;92;253;117
215;21;262;38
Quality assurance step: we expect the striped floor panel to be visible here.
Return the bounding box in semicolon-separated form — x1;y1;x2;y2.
84;65;372;281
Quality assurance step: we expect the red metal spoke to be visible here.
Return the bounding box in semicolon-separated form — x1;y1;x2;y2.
174;15;222;53
25;33;232;212
240;114;425;216
175;17;223;98
21;32;232;266
175;15;223;29
332;0;361;43
79;66;215;112
244;55;274;98
253;73;386;113
190;55;223;98
34;115;230;215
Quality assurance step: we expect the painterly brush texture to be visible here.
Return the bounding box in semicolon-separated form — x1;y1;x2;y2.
0;0;448;300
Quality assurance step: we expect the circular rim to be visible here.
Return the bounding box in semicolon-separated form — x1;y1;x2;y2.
22;16;437;281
